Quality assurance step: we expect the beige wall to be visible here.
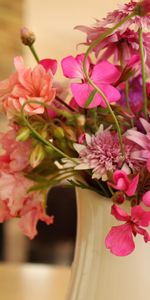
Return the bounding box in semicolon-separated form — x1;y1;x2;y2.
24;0;125;79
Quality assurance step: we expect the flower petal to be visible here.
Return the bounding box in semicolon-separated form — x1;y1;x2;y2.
126;174;139;197
111;204;129;221
39;59;58;75
61;55;84;79
131;205;150;227
105;223;135;256
92;60;121;84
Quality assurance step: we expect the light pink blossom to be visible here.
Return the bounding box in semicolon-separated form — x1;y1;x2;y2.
0;126;31;172
108;170;139;196
0;56;56;117
61;54;121;108
105;204;150;256
126;118;150;162
18;193;53;239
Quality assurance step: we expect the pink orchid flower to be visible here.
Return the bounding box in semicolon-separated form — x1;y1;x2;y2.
61;54;121;108
108;170;139;196
105;204;150;256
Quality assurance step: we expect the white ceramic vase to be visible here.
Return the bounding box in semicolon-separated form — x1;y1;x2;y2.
66;188;150;300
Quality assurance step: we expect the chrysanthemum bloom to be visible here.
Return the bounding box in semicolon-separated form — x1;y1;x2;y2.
100;0;150;30
105;204;150;256
61;54;121;108
108;170;139;196
0;56;56;117
73;127;142;180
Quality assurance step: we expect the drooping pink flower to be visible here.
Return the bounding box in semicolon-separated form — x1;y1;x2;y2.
0;56;56;117
105;204;150;256
108;170;139;196
18;193;53;239
76;24;150;72
61;54;121;108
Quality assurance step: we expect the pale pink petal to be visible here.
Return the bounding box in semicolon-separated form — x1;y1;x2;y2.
142;191;150;207
14;56;25;71
92;60;121;84
0;200;11;222
105;223;135;256
39;59;58;75
140;118;150;133
111;204;129;221
126;174;139;196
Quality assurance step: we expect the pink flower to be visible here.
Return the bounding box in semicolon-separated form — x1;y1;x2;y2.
105;204;150;256
109;170;139;196
61;54;121;108
0;126;31;172
126;118;150;162
0;56;56;117
142;191;150;207
74;128;123;180
76;24;150;72
18;193;53;239
39;58;57;75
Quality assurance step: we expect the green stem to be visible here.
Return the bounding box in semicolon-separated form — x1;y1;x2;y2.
139;27;148;119
20;101;78;164
125;81;134;127
83;12;136;156
29;44;40;62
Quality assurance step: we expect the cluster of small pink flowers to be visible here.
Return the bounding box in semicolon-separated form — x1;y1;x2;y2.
1;0;150;257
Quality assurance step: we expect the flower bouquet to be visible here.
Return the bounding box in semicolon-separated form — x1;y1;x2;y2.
0;0;150;264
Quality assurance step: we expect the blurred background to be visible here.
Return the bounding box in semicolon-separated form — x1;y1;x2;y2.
0;0;126;265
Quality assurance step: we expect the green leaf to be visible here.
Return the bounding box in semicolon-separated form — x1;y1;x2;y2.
84;89;97;108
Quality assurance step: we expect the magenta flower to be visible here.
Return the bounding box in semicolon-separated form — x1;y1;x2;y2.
39;58;58;75
109;170;139;196
142;191;150;207
105;204;150;256
61;54;121;108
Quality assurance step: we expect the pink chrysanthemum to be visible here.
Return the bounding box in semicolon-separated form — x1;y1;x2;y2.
74;129;122;180
100;0;150;30
74;127;142;180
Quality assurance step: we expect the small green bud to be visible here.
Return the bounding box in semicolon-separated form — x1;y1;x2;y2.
53;127;64;139
30;144;45;168
16;127;30;142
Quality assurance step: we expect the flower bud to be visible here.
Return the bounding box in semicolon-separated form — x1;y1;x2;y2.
53;127;64;139
62;124;76;141
16;127;30;142
76;114;86;127
30;144;45;168
134;0;150;16
20;27;35;46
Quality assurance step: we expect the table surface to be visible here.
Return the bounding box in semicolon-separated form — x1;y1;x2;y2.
0;263;70;300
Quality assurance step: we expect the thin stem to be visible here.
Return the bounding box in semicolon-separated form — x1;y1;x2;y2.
29;44;40;62
83;12;136;156
55;96;76;112
139;27;148;119
125;81;134;127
